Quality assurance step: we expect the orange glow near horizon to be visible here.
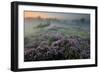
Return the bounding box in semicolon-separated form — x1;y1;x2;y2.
24;11;50;19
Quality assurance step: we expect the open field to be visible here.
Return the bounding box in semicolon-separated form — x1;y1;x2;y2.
24;12;90;61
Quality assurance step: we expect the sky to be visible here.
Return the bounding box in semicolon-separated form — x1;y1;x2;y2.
24;11;90;20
